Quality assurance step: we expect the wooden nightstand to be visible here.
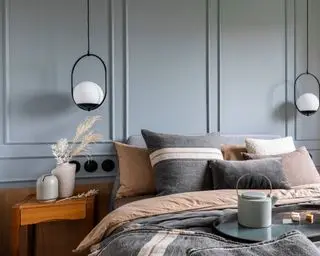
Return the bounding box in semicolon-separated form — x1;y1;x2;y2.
11;194;96;256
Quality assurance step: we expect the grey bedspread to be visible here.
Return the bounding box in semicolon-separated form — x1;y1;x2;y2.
93;208;320;256
75;187;320;255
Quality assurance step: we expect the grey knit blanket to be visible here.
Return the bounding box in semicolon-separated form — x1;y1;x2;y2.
94;209;320;256
187;231;320;256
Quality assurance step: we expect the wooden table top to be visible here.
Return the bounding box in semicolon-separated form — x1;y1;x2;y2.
14;194;95;209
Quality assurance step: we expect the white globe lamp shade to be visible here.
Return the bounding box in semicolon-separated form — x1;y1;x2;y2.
73;81;104;111
296;93;320;116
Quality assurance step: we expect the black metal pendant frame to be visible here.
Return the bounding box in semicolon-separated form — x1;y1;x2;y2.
71;53;107;111
71;0;107;111
294;0;320;116
294;72;320;116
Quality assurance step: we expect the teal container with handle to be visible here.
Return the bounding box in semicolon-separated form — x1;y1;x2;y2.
237;174;278;228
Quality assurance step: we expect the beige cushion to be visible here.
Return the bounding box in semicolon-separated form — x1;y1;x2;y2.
114;142;156;199
245;136;296;155
242;147;320;186
221;144;247;160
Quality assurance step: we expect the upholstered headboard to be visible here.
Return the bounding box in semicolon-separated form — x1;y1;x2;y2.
109;133;281;211
126;134;281;148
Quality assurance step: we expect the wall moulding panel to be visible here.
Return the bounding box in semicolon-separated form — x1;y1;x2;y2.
0;143;114;159
206;0;219;133
0;0;320;182
0;0;116;182
123;0;129;139
126;0;209;136
219;0;287;135
3;0;114;145
293;0;320;141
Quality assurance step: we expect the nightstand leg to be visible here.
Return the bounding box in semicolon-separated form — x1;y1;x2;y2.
11;207;20;256
86;199;96;229
27;224;36;256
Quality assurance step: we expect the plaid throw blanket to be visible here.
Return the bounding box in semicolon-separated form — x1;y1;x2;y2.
74;185;320;255
92;209;320;256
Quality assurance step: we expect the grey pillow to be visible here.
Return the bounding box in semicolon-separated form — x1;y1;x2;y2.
208;158;290;190
141;129;223;196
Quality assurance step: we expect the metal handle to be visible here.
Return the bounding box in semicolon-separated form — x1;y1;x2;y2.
42;174;53;182
236;174;273;197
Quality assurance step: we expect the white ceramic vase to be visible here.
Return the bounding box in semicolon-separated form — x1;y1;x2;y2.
36;174;59;202
51;163;76;198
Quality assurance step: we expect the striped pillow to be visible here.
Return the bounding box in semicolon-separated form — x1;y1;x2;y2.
141;129;223;196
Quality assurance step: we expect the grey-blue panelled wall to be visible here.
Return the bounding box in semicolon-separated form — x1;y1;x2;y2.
0;0;319;183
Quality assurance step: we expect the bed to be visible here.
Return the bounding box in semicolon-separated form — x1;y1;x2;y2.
74;134;320;256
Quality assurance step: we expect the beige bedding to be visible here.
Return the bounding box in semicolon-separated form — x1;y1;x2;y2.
75;184;320;252
114;195;155;209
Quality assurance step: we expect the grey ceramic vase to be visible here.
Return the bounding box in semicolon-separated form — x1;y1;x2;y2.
36;174;59;202
51;163;76;198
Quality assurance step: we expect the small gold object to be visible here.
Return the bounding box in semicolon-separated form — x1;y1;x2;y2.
306;213;314;223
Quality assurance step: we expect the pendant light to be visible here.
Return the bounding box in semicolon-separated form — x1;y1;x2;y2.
71;0;107;111
294;0;320;116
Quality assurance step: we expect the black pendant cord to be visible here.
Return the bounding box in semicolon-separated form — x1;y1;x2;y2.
87;0;91;55
293;0;320;116
71;0;108;111
306;0;309;73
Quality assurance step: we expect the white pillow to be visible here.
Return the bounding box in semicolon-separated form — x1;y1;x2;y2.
245;136;296;155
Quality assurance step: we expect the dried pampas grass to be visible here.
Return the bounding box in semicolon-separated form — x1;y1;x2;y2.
72;116;102;143
70;132;103;157
51;116;103;165
57;189;99;202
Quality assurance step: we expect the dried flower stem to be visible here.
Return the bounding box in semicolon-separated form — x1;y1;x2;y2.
51;116;102;165
56;189;99;202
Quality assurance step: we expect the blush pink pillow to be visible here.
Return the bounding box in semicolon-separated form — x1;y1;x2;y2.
242;147;320;187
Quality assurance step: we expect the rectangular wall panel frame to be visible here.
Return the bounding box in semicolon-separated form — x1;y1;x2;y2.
292;0;320;142
2;0;116;146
